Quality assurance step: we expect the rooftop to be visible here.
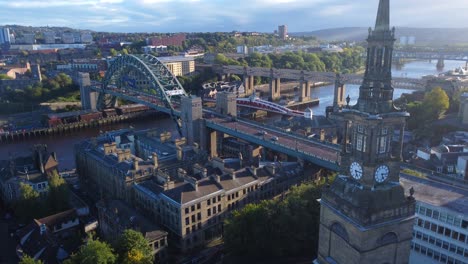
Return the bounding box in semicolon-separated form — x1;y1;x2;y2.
400;174;468;215
157;56;194;63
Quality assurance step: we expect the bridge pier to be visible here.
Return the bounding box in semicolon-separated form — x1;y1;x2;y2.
243;75;254;96
333;79;346;110
269;78;281;101
181;96;203;146
79;73;97;111
209;130;218;158
437;58;445;69
299;80;311;102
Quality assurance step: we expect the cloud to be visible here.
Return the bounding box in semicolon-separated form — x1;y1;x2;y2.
0;0;124;8
0;0;466;32
319;4;354;16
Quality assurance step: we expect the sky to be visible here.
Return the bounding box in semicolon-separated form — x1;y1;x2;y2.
0;0;467;33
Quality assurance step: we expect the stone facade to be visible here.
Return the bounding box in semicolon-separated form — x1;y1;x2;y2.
132;158;306;252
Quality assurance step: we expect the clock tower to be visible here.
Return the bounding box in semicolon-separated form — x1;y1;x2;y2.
315;1;416;264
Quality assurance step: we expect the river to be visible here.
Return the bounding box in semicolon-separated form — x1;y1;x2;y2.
0;60;465;169
309;59;466;115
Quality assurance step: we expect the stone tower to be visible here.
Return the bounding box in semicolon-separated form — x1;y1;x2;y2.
315;1;416;264
181;96;203;145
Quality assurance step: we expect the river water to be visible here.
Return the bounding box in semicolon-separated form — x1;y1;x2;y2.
0;60;465;169
309;59;466;115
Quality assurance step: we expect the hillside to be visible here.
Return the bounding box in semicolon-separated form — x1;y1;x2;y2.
291;27;468;46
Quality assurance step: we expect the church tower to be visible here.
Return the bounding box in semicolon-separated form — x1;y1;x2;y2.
315;1;416;264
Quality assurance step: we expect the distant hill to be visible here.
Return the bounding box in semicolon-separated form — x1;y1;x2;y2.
291;27;468;45
1;25;92;34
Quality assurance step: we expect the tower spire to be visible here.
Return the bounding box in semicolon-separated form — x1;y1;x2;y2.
375;0;390;31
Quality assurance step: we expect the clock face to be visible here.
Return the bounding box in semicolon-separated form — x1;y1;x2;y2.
375;165;390;183
350;162;363;180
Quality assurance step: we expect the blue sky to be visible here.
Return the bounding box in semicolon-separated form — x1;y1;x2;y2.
0;0;467;32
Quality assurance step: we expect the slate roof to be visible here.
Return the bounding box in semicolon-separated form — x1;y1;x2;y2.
162;177;223;204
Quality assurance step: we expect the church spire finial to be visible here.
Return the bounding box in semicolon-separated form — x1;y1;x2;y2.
375;0;390;31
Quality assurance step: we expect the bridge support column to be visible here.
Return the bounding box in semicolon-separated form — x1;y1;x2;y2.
270;78;281;101
181;96;203;146
299;81;311;102
209;131;218;158
78;73;97;111
437;58;445;69
333;79;346;111
243;75;254;96
216;92;237;117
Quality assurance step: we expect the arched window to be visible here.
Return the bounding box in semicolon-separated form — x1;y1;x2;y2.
379;232;398;246
331;223;349;242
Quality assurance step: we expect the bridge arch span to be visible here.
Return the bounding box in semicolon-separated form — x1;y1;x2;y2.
96;54;189;134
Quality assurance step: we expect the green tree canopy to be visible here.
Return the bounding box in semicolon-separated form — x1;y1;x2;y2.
116;229;153;264
19;255;44;264
48;171;69;212
110;48;118;57
16;183;43;222
422;87;450;118
0;74;13;80
224;176;332;260
68;239;116;264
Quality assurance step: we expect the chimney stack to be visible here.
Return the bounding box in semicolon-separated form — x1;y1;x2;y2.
117;150;124;163
133;159;139;171
184;177;198;192
104;143;111;155
124;149;131;160
38;151;45;174
176;146;183;161
152;152;158;169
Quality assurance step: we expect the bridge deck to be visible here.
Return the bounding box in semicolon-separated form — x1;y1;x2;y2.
204;115;341;171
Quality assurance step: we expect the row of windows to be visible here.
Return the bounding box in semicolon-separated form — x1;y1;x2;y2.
185;222;202;235
227;191;240;201
416;204;468;229
207;205;222;217
414;230;468;258
185;212;201;226
416;218;468;245
184;195;223;215
411;242;467;264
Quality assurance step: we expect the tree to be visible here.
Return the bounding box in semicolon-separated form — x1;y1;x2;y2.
110;48;118;57
116;229;153;264
19;255;44;264
48;171;69;212
422;87;450;119
224;175;333;260
68;239;116;264
16;183;43;222
0;74;13;80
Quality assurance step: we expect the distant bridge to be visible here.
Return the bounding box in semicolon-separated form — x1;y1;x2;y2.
204;96;304;117
393;50;468;61
214;65;426;101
